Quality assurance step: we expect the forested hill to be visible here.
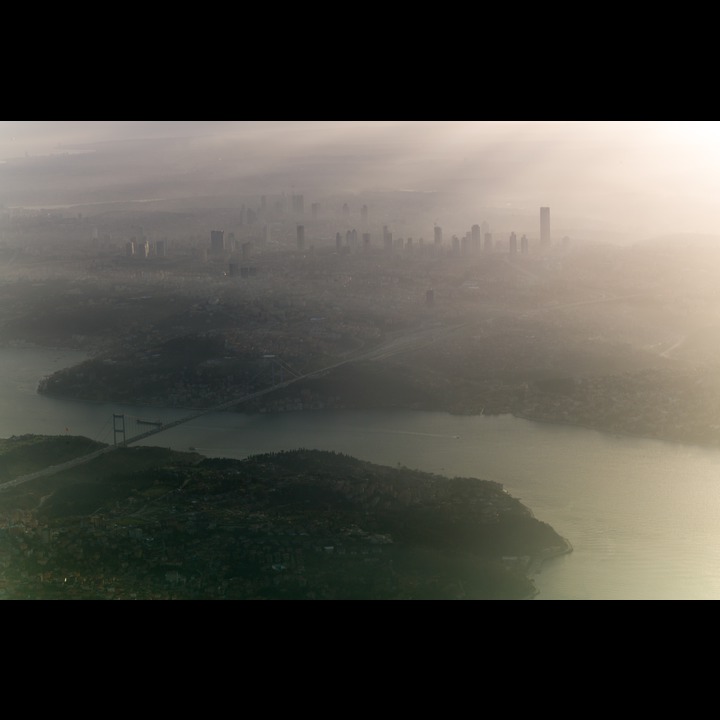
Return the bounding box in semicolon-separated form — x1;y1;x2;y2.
0;436;570;599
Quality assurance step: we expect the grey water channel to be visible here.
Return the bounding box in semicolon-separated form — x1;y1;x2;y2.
3;345;720;600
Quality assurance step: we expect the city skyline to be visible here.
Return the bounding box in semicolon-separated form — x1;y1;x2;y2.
3;121;720;241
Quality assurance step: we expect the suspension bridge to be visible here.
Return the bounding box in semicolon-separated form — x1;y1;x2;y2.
0;320;468;491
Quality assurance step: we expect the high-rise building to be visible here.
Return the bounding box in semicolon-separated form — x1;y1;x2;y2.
297;225;305;250
211;230;225;253
521;234;529;254
384;229;393;250
434;226;442;245
471;224;481;253
540;207;551;247
509;232;517;254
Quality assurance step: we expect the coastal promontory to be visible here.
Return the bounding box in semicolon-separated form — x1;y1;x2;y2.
0;435;570;599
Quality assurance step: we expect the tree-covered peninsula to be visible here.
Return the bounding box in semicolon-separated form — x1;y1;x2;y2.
0;435;570;599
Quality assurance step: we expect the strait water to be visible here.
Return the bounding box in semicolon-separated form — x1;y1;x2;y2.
3;345;720;600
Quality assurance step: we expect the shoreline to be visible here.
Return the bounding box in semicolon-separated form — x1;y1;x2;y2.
525;536;574;599
527;536;574;577
33;384;720;454
512;410;720;452
14;336;720;454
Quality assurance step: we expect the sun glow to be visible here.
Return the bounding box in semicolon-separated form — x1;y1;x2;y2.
4;120;720;239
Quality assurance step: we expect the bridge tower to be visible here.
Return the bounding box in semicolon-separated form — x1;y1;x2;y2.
263;354;284;385
113;413;126;446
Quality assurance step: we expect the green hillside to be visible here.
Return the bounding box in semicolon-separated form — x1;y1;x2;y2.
0;435;570;599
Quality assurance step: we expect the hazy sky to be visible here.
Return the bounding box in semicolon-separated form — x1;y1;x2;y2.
2;121;720;238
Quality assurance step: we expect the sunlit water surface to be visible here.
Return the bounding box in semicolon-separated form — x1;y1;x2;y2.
3;346;720;600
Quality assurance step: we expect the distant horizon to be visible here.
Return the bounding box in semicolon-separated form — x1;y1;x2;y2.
2;121;720;239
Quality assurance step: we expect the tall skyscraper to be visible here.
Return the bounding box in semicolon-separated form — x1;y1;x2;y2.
471;224;481;253
211;230;225;253
297;225;305;250
540;207;551;247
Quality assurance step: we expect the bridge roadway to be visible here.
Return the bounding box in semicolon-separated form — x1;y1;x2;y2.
0;321;468;492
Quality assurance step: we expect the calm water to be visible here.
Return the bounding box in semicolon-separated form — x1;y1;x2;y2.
3;345;720;600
